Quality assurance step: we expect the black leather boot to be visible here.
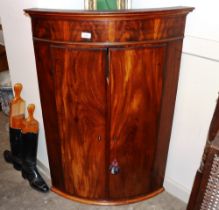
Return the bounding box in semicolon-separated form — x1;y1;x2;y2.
21;132;49;193
3;127;22;170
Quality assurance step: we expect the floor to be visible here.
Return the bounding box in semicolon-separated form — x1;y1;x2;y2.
0;111;187;210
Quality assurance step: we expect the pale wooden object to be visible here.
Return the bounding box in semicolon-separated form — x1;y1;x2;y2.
22;104;39;134
9;83;25;129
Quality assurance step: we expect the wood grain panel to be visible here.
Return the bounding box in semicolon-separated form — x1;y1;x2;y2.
31;15;186;43
51;46;107;199
109;45;166;199
152;40;183;189
33;41;65;191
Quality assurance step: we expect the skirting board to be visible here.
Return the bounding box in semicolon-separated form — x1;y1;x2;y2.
164;176;191;203
37;159;51;185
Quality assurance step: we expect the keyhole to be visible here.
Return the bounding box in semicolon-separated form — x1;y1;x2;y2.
113;136;117;141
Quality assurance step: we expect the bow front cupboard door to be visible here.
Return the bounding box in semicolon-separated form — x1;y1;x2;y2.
108;45;166;199
51;47;108;199
25;7;194;205
49;44;166;200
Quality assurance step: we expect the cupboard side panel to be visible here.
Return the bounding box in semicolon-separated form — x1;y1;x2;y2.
109;45;166;199
33;41;65;191
51;47;107;199
152;40;183;189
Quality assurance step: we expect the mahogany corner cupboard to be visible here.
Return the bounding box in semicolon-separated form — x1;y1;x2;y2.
25;7;193;205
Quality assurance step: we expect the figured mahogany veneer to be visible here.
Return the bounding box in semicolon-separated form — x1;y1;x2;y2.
25;7;193;205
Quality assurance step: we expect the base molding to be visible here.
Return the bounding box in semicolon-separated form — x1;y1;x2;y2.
37;159;51;181
36;160;189;204
164;177;190;203
51;187;164;206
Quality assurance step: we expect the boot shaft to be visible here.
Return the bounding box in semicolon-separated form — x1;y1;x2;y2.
22;132;38;166
9;127;22;158
21;131;49;193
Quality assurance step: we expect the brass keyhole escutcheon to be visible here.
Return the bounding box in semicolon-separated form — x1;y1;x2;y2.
109;159;120;175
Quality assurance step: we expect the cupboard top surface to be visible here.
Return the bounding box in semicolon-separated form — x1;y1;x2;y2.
25;6;194;18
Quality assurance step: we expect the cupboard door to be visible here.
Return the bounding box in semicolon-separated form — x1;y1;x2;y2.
51;46;107;199
109;45;166;199
34;42;65;191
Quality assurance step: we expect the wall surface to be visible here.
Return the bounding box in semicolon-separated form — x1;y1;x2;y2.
37;0;84;9
0;18;4;45
0;0;47;165
0;0;219;204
